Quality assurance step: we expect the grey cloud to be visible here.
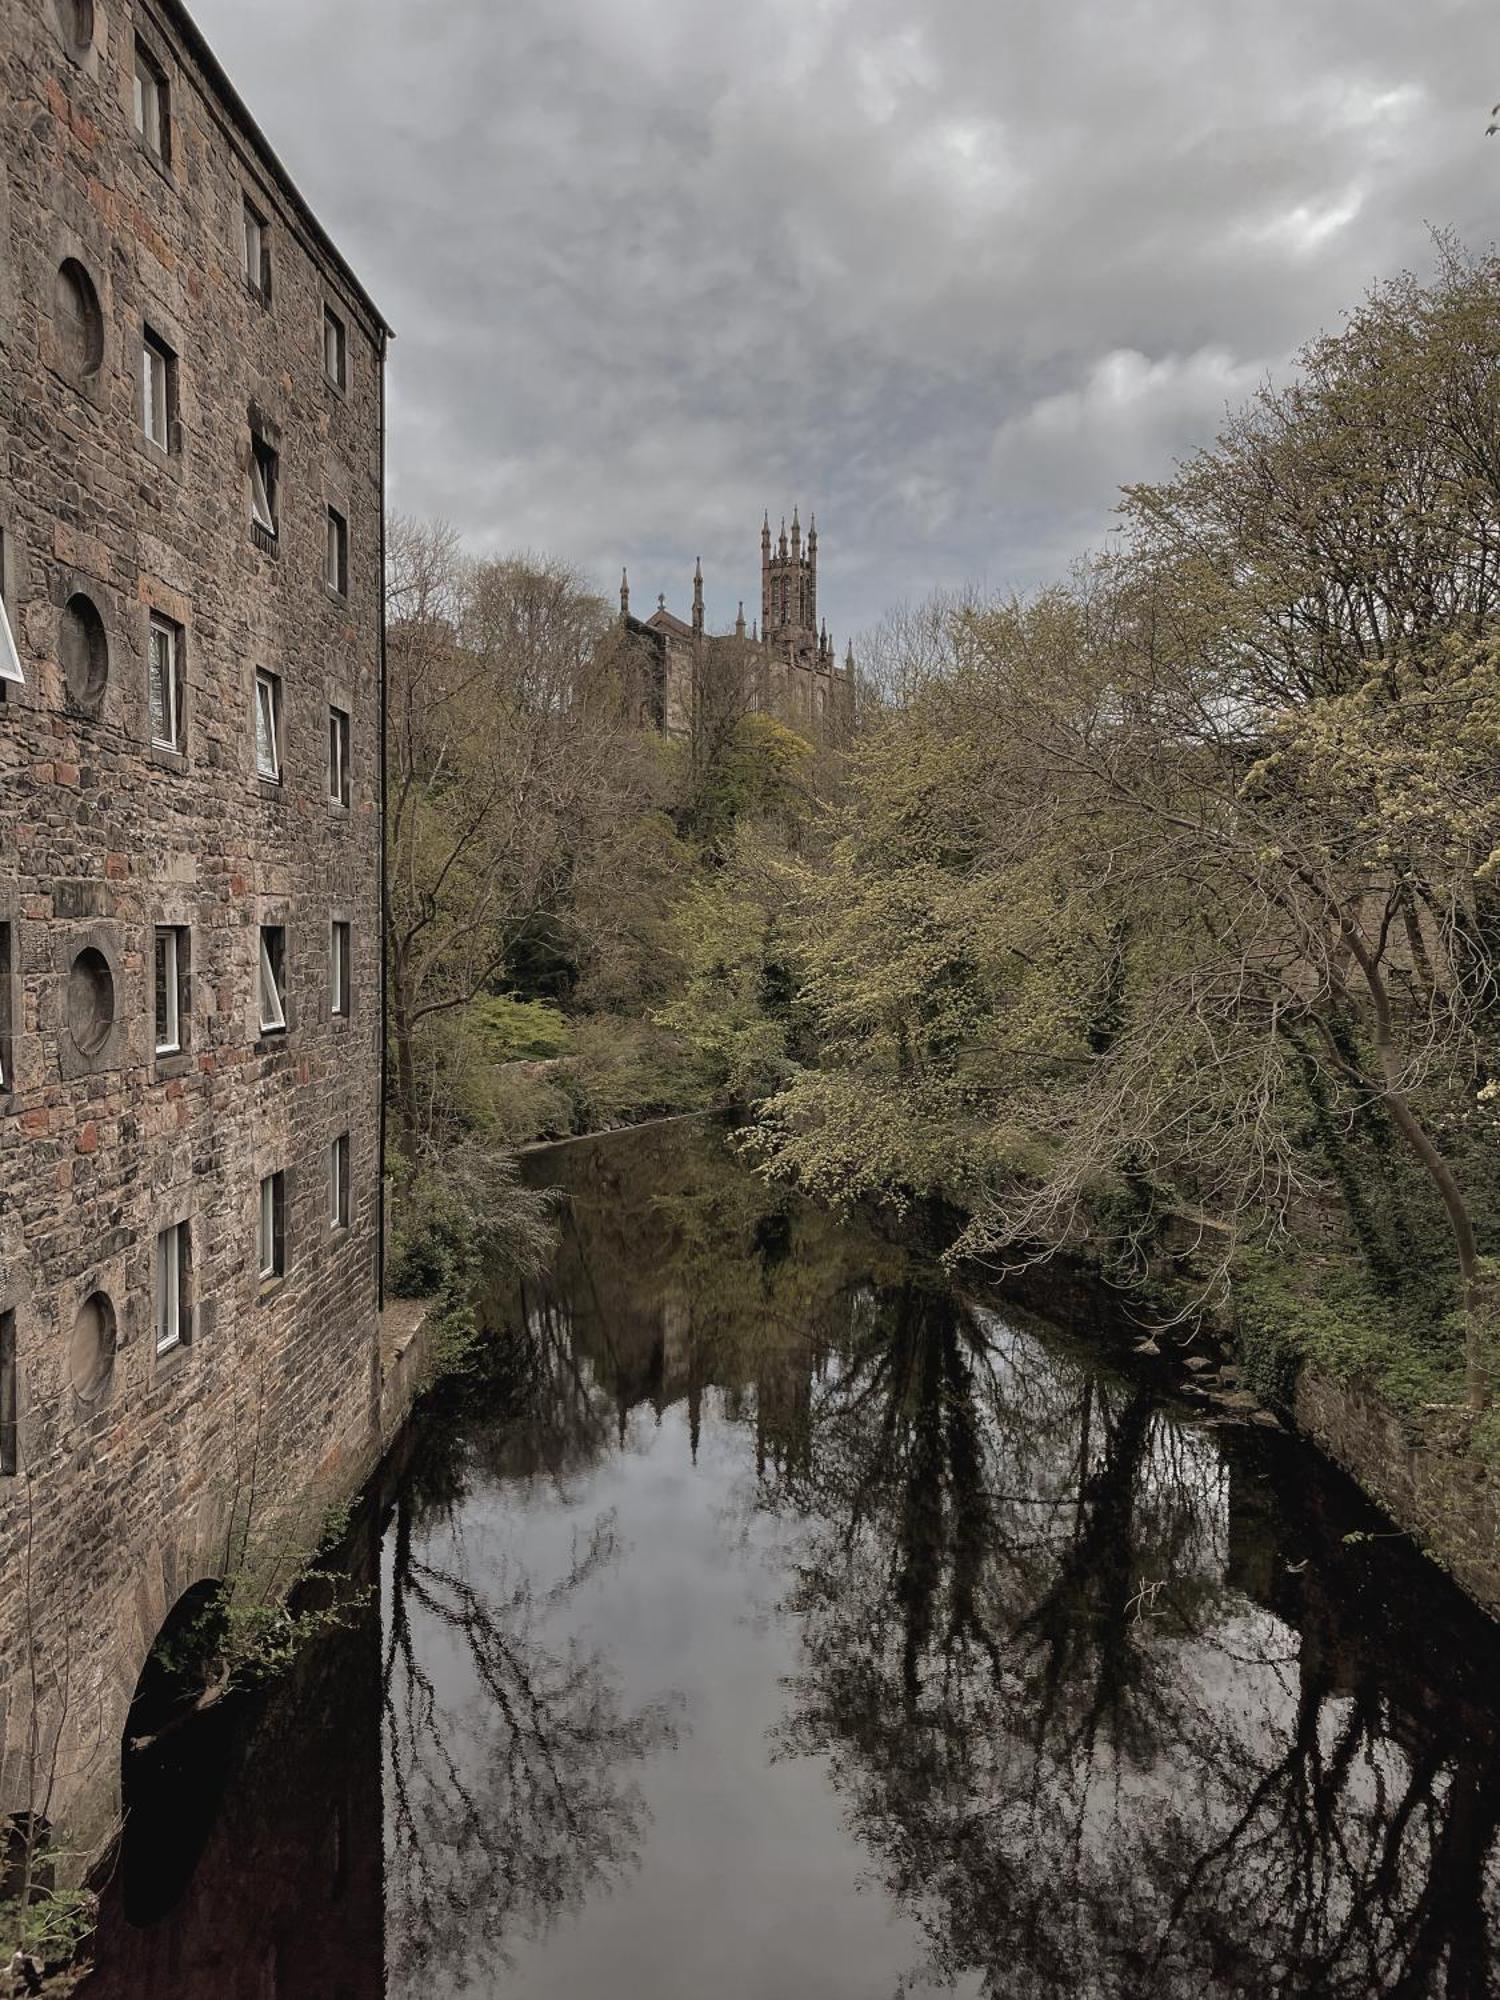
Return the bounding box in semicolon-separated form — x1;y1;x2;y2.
193;0;1500;643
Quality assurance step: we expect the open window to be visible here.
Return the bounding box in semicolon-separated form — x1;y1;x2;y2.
249;431;279;549
254;669;282;782
258;924;287;1035
0;532;22;691
149;613;184;751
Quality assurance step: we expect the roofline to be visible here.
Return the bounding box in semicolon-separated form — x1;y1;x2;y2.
158;0;394;341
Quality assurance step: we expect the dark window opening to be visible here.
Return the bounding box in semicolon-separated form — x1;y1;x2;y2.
243;199;272;301
326;507;348;597
323;307;347;391
249;432;279;551
0;923;12;1093
0;1311;16;1477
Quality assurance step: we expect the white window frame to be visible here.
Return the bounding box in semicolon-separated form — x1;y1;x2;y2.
155;1221;187;1355
148;614;181;751
134;42;166;160
325;508;348;596
249;439;277;537
331;919;350;1017
0;582;22;689
243;200;268;295
142;330;170;450
323;307;346;391
329;1134;350;1231
258;1172;284;1282
0;1309;16;1479
258;925;287;1034
154;925;181;1056
254;669;281;781
328;705;350;805
0;921;12;1093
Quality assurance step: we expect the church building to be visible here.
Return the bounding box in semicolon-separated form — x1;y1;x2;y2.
619;509;856;741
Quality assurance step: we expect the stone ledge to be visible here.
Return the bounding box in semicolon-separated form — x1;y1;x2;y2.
379;1296;436;1449
1295;1368;1500;1618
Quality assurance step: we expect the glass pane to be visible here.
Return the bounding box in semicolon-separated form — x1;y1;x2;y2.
0;588;24;689
149;627;169;744
154;931;169;1048
255;676;277;777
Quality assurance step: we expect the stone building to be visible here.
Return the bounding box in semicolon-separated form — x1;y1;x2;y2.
620;508;856;743
0;0;389;1859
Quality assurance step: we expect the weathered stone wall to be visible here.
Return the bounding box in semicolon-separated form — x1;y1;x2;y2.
0;0;387;1856
1294;1370;1500;1619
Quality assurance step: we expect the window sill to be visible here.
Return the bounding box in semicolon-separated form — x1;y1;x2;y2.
149;743;189;774
250;523;280;559
152;1339;191;1384
324;374;348;403
135;138;177;190
136;432;187;484
153;1048;192;1082
255;1028;291;1052
324;585;350;609
245;278;273;313
255;775;285;802
257;1275;285;1303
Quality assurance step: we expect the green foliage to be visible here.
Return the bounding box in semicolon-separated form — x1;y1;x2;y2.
686;713;815;850
552;1016;700;1134
657;836;805;1103
387;1143;557;1372
1232;1246;1466;1415
0;1880;97;1972
469;994;574;1062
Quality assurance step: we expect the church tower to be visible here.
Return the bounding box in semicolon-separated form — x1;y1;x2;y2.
762;507;819;654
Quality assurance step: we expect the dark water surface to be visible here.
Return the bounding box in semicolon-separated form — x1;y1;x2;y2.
87;1122;1500;1997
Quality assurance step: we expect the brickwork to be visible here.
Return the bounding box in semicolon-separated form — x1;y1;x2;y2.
0;0;388;1854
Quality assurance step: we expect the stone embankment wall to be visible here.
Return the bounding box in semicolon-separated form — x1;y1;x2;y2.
1295;1371;1500;1617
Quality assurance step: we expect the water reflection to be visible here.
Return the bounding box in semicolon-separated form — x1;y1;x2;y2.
83;1121;1500;1997
486;1124;1500;1997
383;1464;676;1992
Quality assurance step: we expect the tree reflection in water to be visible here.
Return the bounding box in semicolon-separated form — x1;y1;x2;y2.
382;1399;677;1994
384;1123;1500;1998
764;1279;1500;1998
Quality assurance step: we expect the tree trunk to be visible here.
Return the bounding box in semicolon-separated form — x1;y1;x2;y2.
389;944;421;1160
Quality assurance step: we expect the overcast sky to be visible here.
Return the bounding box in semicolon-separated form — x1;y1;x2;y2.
193;0;1500;647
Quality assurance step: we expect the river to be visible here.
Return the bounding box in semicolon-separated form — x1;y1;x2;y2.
83;1120;1500;1997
